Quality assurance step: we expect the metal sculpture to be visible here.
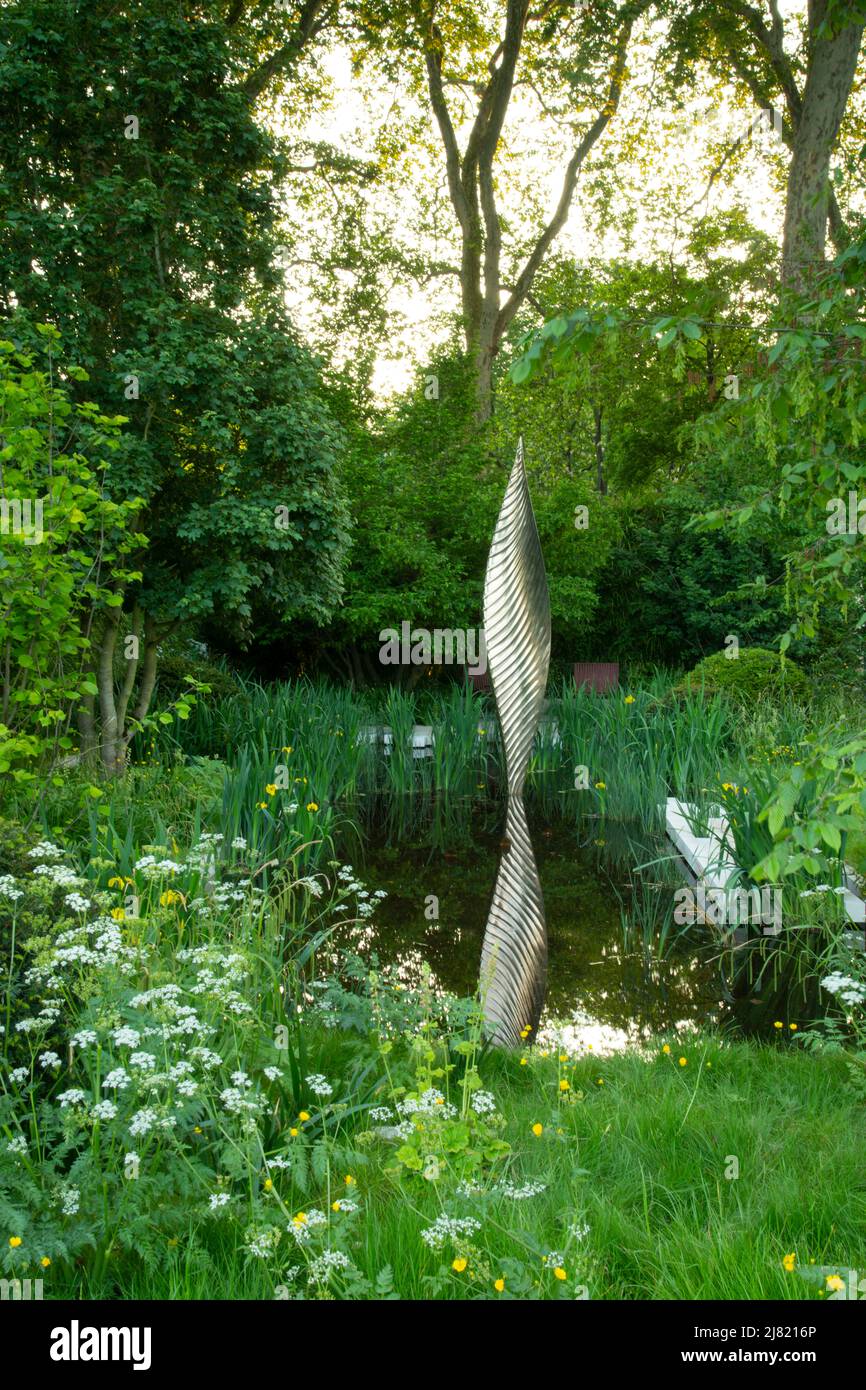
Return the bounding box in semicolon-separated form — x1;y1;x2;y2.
480;438;551;1046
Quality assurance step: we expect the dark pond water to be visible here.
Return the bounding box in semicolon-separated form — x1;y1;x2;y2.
337;815;726;1051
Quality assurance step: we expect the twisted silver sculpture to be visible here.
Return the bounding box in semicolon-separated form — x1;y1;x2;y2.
480;439;551;1047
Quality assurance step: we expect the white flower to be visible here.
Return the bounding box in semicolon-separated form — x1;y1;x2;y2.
495;1180;547;1200
129;1052;156;1071
71;1029;98;1049
64;892;90;913
308;1250;351;1284
231;837;247;850
112;1027;141;1048
209;1193;231;1210
129;1108;158;1137
38;1051;61;1070
60;1186;81;1216
821;971;866;1007
28;840;64;860
470;1090;497;1115
33;862;83;888
102;1068;131;1091
263;1067;281;1082
420;1214;481;1250
6;1136;28;1155
8;1067;29;1084
305;1073;333;1098
190;1047;222;1069
91;1100;118;1121
58;1089;88;1108
0;875;24;901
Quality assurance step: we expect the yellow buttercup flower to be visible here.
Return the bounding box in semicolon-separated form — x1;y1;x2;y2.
789;1023;798;1031
344;1174;355;1186
595;781;606;790
532;1123;543;1137
292;1213;307;1227
110;907;125;922
554;1267;567;1280
289;1127;298;1137
9;1236;22;1248
263;1178;273;1192
662;1044;671;1054
782;1253;796;1272
265;784;277;796
678;1057;687;1067
559;1079;569;1092
774;1021;783;1029
306;802;319;812
299;1111;310;1122
452;1257;467;1273
40;1256;51;1267
494;1277;505;1292
332;1200;342;1211
826;1274;845;1292
624;695;635;704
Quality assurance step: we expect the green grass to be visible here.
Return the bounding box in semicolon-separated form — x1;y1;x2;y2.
47;1031;866;1301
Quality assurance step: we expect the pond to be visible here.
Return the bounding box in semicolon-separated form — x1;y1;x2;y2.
333;815;726;1052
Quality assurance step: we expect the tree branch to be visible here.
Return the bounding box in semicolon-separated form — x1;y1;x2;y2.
242;0;333;101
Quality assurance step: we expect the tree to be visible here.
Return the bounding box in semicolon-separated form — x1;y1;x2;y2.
350;0;653;421
0;0;349;770
0;327;143;782
666;0;865;288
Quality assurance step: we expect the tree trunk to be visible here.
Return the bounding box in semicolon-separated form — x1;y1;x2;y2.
97;613;121;775
781;2;863;288
425;2;646;424
593;404;607;495
123;616;159;755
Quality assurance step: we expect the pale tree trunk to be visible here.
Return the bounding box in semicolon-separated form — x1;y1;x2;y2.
708;0;863;286
425;1;648;423
781;1;863;288
97;610;122;775
92;606;162;775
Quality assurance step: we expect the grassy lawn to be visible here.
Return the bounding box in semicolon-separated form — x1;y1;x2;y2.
42;1029;866;1302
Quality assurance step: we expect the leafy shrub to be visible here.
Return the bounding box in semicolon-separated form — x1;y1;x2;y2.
676;647;809;703
156;654;239;702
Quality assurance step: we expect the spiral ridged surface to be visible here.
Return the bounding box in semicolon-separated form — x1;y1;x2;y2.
480;439;551;1046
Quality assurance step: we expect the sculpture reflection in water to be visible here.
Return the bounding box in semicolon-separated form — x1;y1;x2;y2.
480;439;551;1047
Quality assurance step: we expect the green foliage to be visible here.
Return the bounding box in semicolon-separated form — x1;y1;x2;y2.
156;654;239;704
0;0;350;653
678;647;810;703
0;328;144;780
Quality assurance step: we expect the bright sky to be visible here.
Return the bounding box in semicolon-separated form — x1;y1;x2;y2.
277;2;810;398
